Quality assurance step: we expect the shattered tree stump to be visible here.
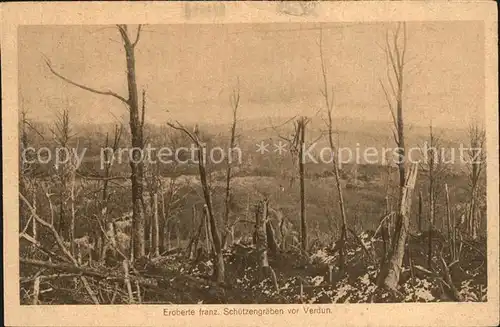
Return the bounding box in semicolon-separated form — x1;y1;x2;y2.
255;198;279;293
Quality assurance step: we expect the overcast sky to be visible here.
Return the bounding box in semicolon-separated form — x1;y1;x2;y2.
19;21;484;128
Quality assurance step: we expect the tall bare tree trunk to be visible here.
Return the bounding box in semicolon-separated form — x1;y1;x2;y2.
45;24;146;260
200;161;224;281
222;83;239;248
378;22;412;293
298;118;307;251
466;123;485;240
428;128;435;268
153;193;159;257
32;185;37;241
167;122;225;283
318;27;348;273
69;139;79;256
119;26;146;260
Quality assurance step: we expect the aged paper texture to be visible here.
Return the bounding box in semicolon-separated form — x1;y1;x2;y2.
2;1;498;326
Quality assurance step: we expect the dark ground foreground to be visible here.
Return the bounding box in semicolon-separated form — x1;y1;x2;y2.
20;229;486;305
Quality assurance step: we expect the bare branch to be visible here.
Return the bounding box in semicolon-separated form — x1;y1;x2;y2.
166;121;200;145
20;192;76;264
267;115;298;143
393;23;402;70
44;58;129;105
132;25;143;47
385;31;400;86
401;23;408;66
379;79;397;131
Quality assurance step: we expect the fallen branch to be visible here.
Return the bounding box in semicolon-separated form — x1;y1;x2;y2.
20;194;76;263
20;232;71;264
439;251;463;302
21;273;81;284
20;193;100;304
20;258;109;279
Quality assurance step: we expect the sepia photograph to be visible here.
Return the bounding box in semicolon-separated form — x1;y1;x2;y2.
2;1;499;326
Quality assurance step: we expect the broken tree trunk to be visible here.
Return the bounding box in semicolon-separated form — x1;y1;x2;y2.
204;206;211;254
188;206;204;260
194;137;224;283
255;199;279;292
204;204;224;284
380;163;418;293
266;221;278;257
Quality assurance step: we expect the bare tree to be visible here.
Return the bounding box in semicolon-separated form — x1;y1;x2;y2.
318;27;349;274
98;124;124;261
222;82;240;248
377;22;418;293
465;122;486;240
444;183;456;260
45;25;146;260
296;117;309;251
19;109;43;243
49;110;78;254
419;121;448;268
380;22;407;188
270;115;312;252
167;121;225;283
380;163;419;294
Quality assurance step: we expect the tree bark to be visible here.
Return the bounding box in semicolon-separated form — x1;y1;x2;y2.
255;199;279;292
381;163;418;292
32;186;37;241
298;118;307;251
428;145;435;268
166;122;226;283
45;25;146;260
266;221;278;257
153;193;160;257
222;85;239;248
117;25;146;260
